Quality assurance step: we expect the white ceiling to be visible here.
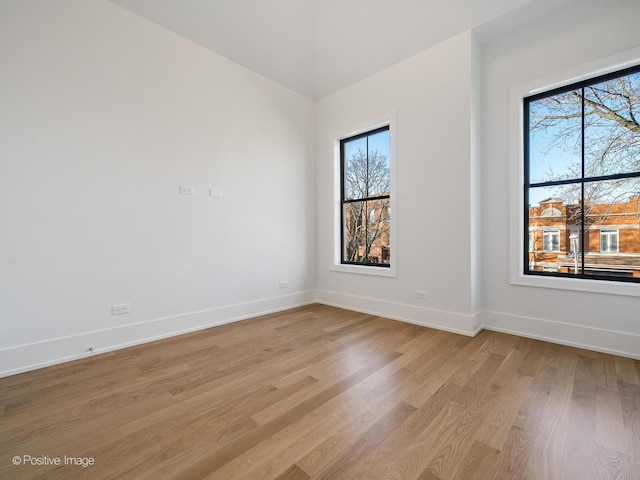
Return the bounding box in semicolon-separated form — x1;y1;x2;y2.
109;0;580;100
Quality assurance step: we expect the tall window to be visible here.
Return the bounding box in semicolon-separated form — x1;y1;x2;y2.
524;64;640;282
340;126;390;267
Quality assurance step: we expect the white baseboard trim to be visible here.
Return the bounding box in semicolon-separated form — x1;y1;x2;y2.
481;310;640;360
315;289;482;337
0;291;316;378
3;291;637;378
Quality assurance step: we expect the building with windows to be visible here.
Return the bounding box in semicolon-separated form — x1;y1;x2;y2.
529;197;640;278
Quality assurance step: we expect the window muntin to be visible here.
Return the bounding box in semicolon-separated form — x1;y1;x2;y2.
340;126;390;267
524;64;640;282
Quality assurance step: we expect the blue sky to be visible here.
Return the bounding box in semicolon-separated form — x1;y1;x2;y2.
343;129;390;164
527;69;640;206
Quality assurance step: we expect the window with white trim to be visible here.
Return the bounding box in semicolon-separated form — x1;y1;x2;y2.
524;64;640;283
340;126;391;267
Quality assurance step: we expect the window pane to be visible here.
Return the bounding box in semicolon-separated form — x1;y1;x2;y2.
366;129;391;198
343;200;390;265
527;185;581;275
528;185;582;229
583;177;640;219
528;185;577;215
528;89;582;184
542;231;560;251
583;179;639;275
600;230;619;253
541;232;551;251
343;137;367;200
342;129;390;201
584;71;640;178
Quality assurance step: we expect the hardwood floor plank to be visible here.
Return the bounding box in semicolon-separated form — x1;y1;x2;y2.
594;445;633;480
394;328;449;355
171;350;402;479
596;387;630;455
477;374;533;452
251;326;410;425
402;334;485;408
453;353;506;408
522;349;577;480
312;401;417;480
364;399;468;479
595;354;621;392
450;440;501;480
134;387;366;480
266;395;398;479
490;350;576;480
559;355;598;480
213;342;427;478
615;357;640;386
211;384;400;480
421;363;505;479
560;393;597;480
449;333;499;387
272;464;311;480
416;470;444;480
618;380;640;480
515;339;546;378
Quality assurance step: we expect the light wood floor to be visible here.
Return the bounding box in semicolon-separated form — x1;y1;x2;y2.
1;304;639;480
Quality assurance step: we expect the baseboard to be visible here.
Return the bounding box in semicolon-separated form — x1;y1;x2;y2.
315;289;482;337
0;291;316;378
481;310;640;360
3;291;637;378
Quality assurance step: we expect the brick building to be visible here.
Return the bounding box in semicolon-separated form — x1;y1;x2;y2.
528;196;640;278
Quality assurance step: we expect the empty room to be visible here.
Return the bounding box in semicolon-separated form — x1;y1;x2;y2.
1;0;639;479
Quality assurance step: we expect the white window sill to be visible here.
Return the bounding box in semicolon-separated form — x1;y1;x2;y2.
331;263;397;277
510;272;640;297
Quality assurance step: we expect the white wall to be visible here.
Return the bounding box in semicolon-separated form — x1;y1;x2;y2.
315;31;482;336
481;0;640;358
0;0;315;376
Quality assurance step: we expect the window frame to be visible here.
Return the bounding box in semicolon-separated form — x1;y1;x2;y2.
331;115;396;277
600;229;619;254
542;230;561;252
340;125;391;268
523;63;640;284
509;48;640;297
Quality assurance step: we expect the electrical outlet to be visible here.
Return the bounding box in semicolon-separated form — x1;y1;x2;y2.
279;280;289;289
111;303;131;315
179;185;195;195
415;290;427;300
209;187;223;198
